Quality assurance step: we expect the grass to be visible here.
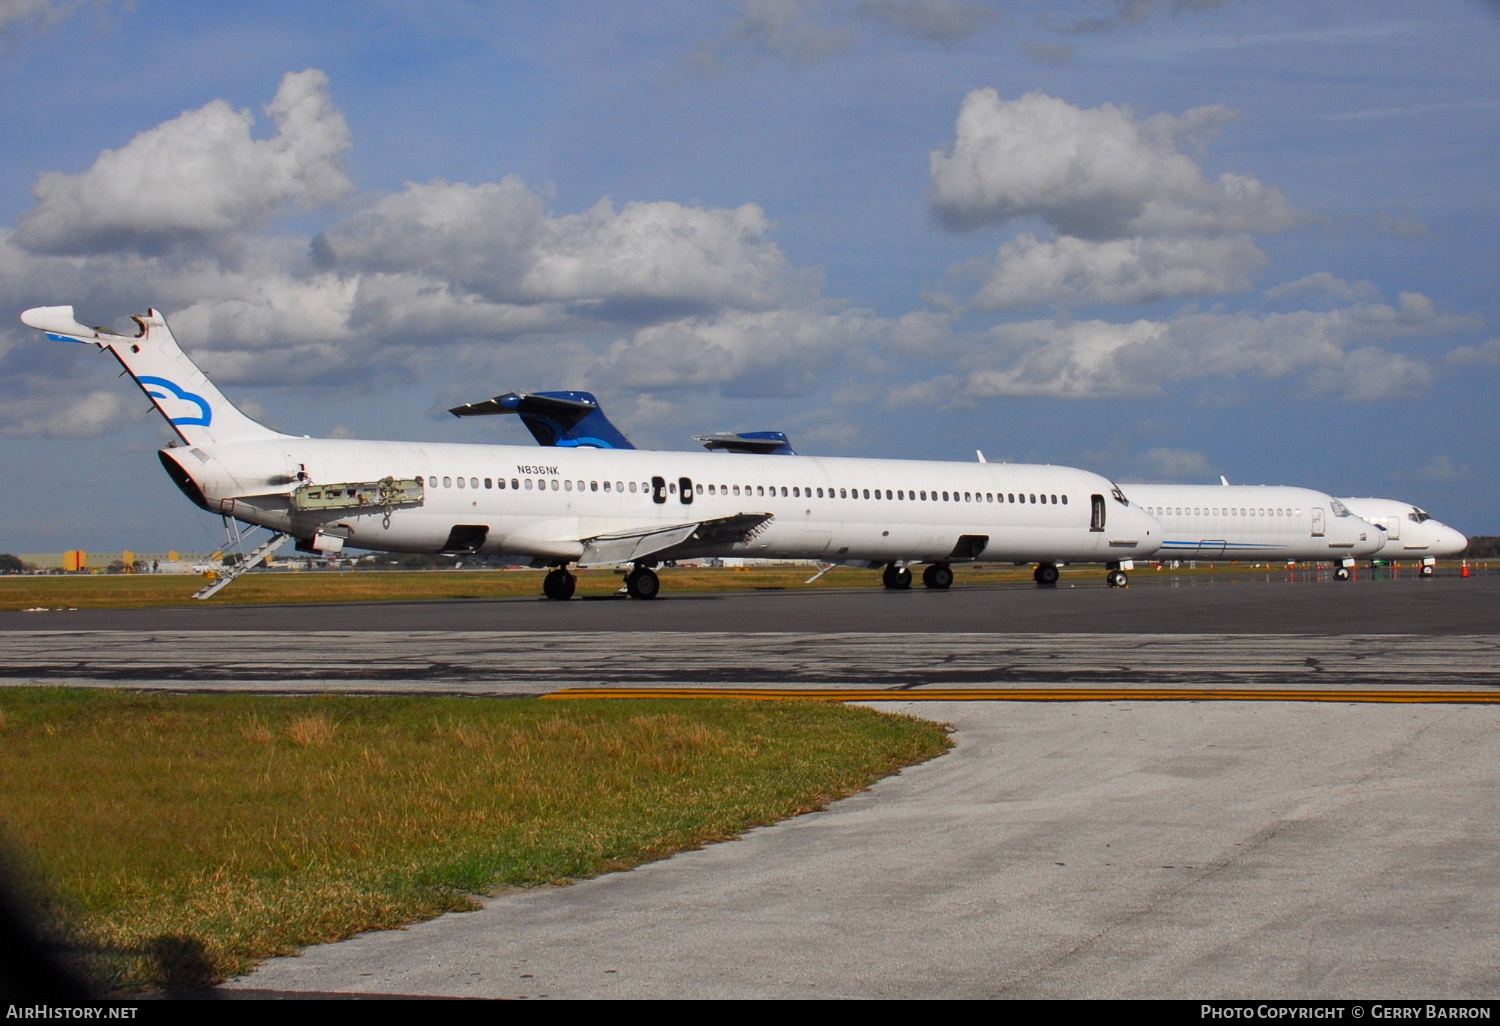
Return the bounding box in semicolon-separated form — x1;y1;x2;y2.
0;687;952;993
0;564;1038;610
0;558;1421;611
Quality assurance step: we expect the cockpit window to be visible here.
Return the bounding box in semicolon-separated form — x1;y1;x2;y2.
1330;498;1351;517
1110;485;1128;505
1411;508;1431;523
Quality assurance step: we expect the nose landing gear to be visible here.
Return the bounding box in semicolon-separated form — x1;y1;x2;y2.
1033;563;1060;586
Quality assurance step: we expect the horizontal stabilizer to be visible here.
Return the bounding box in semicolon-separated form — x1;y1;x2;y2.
20;306;109;340
692;431;797;455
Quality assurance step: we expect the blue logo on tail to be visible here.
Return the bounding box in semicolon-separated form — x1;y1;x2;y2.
138;376;212;427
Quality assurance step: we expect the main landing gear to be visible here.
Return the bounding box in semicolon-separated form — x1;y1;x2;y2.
881;564;913;590
921;563;954;590
542;566;577;601
1033;562;1060;586
624;564;660;599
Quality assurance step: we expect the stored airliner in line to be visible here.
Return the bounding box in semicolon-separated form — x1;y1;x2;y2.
461;385;1395;583
22;305;1163;598
1337;497;1468;575
1120;483;1383;579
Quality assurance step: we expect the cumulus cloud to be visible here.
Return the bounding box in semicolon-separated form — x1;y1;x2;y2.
593;307;884;398
0;64;856;420
315;180;793;317
891;290;1465;404
859;0;997;45
971;232;1266;309
18;70;353;254
929;89;1300;238
1264;272;1381;305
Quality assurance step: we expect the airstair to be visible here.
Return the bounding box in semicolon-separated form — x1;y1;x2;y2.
192;527;290;601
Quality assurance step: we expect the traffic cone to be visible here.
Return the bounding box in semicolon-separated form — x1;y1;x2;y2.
1461;561;1471;578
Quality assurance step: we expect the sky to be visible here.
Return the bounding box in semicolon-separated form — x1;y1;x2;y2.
1;0;1497;554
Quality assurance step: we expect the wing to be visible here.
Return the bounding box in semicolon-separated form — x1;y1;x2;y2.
579;512;774;567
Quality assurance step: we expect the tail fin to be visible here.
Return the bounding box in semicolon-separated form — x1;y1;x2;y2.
448;390;636;449
20;306;287;446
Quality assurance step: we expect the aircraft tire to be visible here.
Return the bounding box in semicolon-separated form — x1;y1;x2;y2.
1034;563;1060;587
922;563;954;590
625;567;660;599
882;565;913;590
1333;565;1351;581
543;568;577;600
1107;569;1128;588
1420;565;1435;578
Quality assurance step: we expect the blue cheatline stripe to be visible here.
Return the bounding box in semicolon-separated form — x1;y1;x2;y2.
1159;540;1279;549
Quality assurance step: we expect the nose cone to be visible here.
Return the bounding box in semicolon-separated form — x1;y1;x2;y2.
1129;503;1164;559
1429;522;1468;558
1350;523;1385;558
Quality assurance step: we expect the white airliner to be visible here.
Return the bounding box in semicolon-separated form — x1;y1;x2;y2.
1336;497;1468;575
21;305;1164;599
473;393;1394;584
1120;482;1383;579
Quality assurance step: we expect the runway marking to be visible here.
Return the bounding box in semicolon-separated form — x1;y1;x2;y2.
544;687;1500;703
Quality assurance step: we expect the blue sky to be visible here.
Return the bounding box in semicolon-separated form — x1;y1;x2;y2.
1;0;1497;553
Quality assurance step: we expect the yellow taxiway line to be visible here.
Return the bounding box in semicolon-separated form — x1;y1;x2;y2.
543;688;1500;704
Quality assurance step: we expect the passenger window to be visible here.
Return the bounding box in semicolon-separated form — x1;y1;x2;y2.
484;478;492;489
443;476;453;488
497;478;506;489
564;480;572;491
591;481;599;492
525;479;533;490
550;479;559;491
817;487;824;498
1061;495;1067;505
756;485;764;496
629;481;637;492
733;485;741;496
429;476;438;487
781;486;788;497
603;481;611;492
471;478;479;489
697;484;704;495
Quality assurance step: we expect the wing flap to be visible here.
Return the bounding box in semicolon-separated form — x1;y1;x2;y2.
577;512;774;567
